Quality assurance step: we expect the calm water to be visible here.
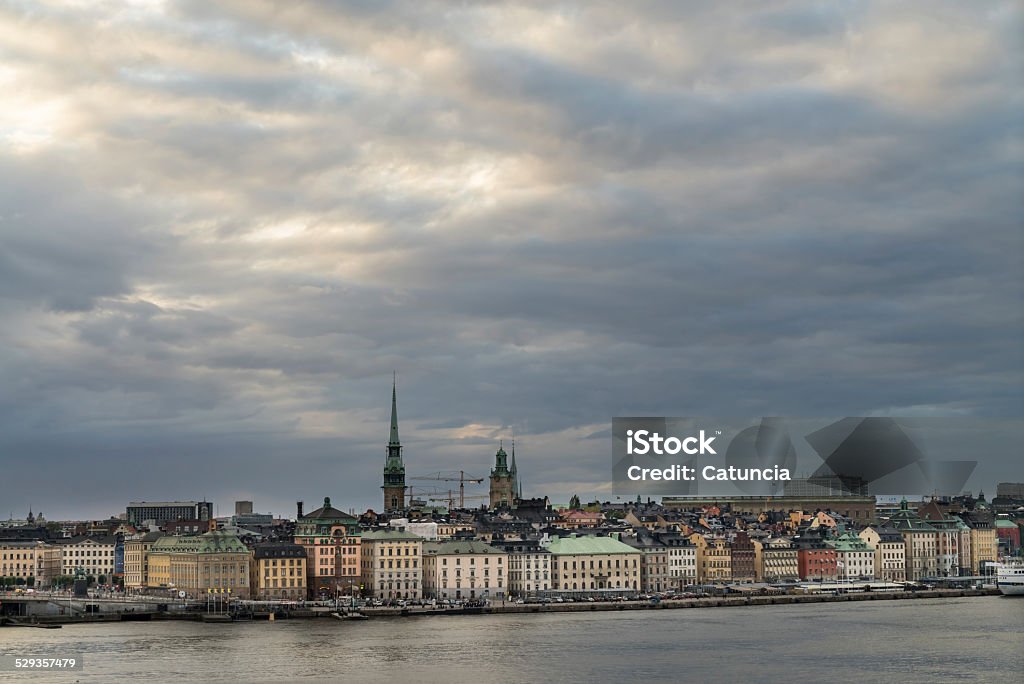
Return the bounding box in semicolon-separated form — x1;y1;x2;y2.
1;597;1021;683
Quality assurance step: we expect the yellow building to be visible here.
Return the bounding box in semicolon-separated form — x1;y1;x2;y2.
360;529;424;600
147;530;251;599
690;534;732;583
124;531;165;592
965;514;998;574
251;543;307;600
547;534;641;595
0;541;61;588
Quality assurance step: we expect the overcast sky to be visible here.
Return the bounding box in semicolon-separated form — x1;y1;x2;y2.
1;1;1021;521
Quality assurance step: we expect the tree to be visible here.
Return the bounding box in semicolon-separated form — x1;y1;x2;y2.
569;494;581;510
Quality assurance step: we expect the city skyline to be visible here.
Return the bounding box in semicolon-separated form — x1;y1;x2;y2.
2;2;1022;519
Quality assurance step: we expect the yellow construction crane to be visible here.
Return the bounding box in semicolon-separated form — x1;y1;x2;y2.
411;471;484;508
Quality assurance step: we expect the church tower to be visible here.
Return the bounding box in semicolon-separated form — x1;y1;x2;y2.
382;376;406;513
489;441;515;509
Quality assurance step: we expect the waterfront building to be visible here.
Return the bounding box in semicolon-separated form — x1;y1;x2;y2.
547;534;641;594
995;517;1021;554
0;540;60;587
690;534;732;583
661;534;697;589
251;542;307;600
125;501;212;527
794;534;838;581
962;511;999;574
730;531;757;582
919;501;964;576
124;531;164;592
146;530;251;598
489;443;516;509
888;499;938;580
294;497;362;598
858;527;906;582
491;539;551;597
58;534;119;582
360;528;424;600
621;533;670;593
382;379;407;514
826;529;875;581
754;537;799;583
422;540;507;600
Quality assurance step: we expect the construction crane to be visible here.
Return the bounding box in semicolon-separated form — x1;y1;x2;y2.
428;492;489;512
411;471;484;509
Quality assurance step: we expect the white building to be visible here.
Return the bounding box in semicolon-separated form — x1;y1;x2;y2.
59;535;118;581
664;538;697;588
388;518;439;541
359;528;424;600
422;540;507;600
492;541;551;597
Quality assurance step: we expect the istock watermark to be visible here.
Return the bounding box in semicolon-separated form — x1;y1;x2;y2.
611;416;1017;497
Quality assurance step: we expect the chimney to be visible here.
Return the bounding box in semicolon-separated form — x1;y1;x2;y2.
296;501;304;519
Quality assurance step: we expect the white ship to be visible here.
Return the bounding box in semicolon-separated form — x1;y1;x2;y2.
996;562;1024;596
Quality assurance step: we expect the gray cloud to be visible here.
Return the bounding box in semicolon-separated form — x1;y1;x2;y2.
0;0;1021;519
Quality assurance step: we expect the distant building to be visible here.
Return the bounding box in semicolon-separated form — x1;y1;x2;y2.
663;496;876;523
251;542;307;600
235;501;253;516
962;511;998;574
360;528;424;600
146;530;251;599
690;535;732;584
621;533;670;593
888;498;938;580
126;501;212;527
661;534;697;589
488;443;515;509
826;529;875;581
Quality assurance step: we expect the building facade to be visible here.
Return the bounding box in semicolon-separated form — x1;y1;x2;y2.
59;535;119;582
0;541;61;587
360;529;424;600
146;531;251;598
755;537;800;583
492;540;551;597
858;527;906;582
124;532;164;592
126;501;212;527
547;534;641;594
422;540;507;600
251;543;307;600
294;497;362;598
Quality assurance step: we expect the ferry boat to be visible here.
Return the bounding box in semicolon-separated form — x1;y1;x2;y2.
996;562;1024;596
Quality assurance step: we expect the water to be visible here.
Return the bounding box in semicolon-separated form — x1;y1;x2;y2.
1;597;1021;683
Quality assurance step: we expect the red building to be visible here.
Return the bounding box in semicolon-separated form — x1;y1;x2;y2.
797;547;838;581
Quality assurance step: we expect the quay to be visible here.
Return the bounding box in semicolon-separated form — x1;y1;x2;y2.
0;588;1001;626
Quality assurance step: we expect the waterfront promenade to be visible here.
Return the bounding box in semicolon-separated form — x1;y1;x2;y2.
0;587;1000;626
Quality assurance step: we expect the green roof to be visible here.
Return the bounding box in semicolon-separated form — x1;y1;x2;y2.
994;519;1018;528
546;535;639;556
150;531;248;555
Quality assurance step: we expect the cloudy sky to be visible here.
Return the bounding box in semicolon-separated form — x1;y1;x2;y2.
1;1;1021;521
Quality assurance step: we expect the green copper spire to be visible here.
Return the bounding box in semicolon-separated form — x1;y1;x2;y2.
389;372;400;447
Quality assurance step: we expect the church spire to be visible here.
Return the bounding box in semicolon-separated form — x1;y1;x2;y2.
382;374;406;512
510;433;521;500
389;372;400;447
